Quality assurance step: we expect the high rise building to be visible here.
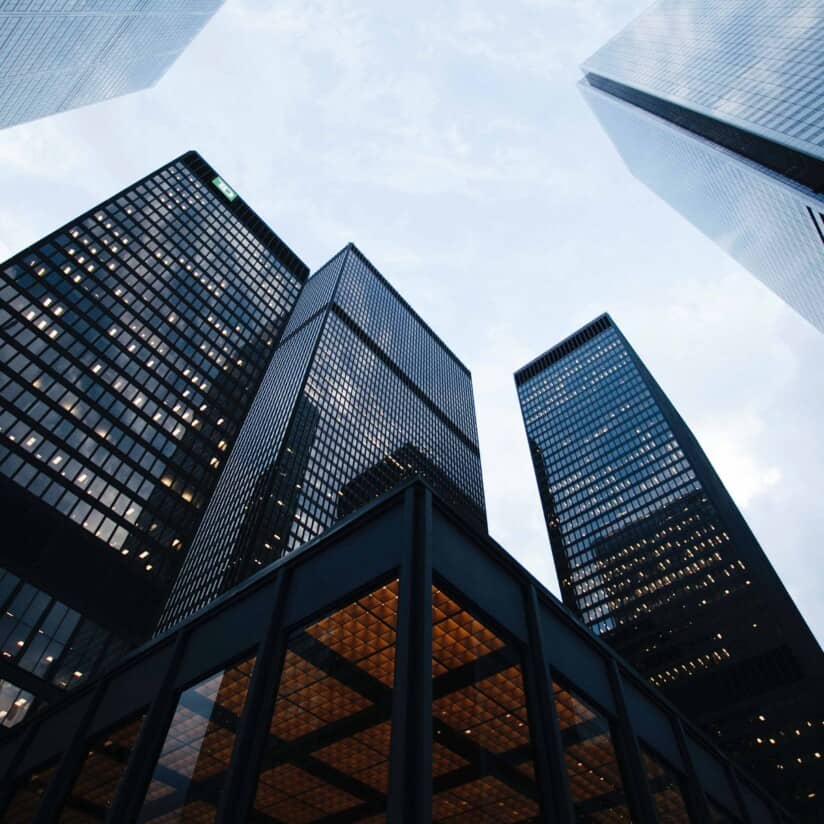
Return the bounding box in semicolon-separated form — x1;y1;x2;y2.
580;0;824;332
0;151;307;725
0;1;224;130
159;244;487;631
515;314;824;817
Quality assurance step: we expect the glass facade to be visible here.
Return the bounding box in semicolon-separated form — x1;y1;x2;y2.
62;714;145;821
0;484;787;822
552;680;632;821
580;1;824;333
0;1;224;130
582;0;824;163
253;578;399;820
137;655;255;821
0;567;127;728
0;150;307;722
431;584;539;821
516;315;824;817
159;244;486;631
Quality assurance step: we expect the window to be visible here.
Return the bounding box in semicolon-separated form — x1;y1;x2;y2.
431;584;539;821
252;578;400;821
641;746;691;822
4;763;56;824
60;714;145;821
136;654;256;821
552;679;632;822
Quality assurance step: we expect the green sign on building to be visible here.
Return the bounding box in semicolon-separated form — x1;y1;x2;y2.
212;176;237;202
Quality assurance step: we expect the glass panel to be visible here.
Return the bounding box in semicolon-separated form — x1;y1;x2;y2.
641;747;691;823
708;797;739;822
0;678;35;727
252;578;399;822
431;584;540;822
4;763;56;824
59;715;145;822
136;655;256;822
552;680;632;822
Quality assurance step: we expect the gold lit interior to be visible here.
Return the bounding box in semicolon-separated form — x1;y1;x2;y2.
641;748;691;823
4;764;56;824
136;655;256;821
253;579;400;822
552;681;632;822
431;585;539;822
59;715;144;822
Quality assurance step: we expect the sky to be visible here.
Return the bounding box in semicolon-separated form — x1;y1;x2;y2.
1;0;823;645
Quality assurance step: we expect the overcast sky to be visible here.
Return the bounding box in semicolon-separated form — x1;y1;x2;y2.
1;0;822;645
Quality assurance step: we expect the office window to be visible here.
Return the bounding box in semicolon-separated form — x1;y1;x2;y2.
431;584;539;822
252;578;400;821
136;654;256;822
59;714;145;822
552;679;632;822
4;763;56;824
641;746;691;823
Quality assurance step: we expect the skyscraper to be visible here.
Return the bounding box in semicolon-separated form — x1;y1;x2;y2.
580;0;824;332
515;314;824;816
0;151;307;724
159;243;487;630
0;1;224;130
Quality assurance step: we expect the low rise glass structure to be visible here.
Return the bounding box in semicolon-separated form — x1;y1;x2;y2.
0;151;307;723
515;315;824;818
159;244;486;631
0;483;791;822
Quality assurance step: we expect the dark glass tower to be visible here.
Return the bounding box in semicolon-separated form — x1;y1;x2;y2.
0;151;307;725
515;314;824;817
159;243;486;630
580;0;824;333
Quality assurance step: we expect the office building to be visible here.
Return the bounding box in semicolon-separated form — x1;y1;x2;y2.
0;482;792;823
515;315;824;817
0;1;224;130
580;0;824;332
159;244;487;631
0;151;308;725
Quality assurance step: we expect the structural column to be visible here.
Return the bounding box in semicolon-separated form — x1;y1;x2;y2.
387;484;433;822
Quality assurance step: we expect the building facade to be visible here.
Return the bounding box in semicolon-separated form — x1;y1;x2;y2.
0;1;224;130
0;483;792;823
580;0;824;332
159;244;486;631
515;315;824;818
0;151;307;725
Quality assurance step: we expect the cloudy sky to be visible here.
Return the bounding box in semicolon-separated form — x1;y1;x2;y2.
1;0;822;645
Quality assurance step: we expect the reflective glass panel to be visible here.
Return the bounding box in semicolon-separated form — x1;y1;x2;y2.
552;680;632;822
59;714;145;822
641;747;691;823
136;655;255;822
252;578;399;822
431;584;539;822
4;763;56;823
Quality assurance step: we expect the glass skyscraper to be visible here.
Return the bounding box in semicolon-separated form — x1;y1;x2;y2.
0;151;307;725
580;0;824;332
159;243;487;631
0;1;224;130
515;314;824;817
